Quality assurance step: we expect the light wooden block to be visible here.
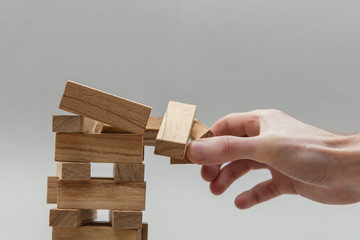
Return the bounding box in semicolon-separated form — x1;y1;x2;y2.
49;208;97;227
155;101;196;158
191;119;215;139
141;223;148;240
100;117;162;146
55;133;143;163
53;222;141;240
143;116;162;146
114;164;144;182
47;176;58;204
56;162;91;180
59;80;151;134
111;210;142;229
52;115;102;133
171;120;215;164
57;178;146;210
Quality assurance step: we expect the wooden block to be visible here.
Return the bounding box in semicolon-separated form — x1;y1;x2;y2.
100;117;162;146
143;130;158;146
170;157;193;164
100;117;162;133
57;178;146;210
145;117;162;131
114;164;144;182
142;116;162;146
52;115;102;133
53;222;141;240
155;101;196;158
55;133;143;163
59;81;151;134
141;223;148;240
111;210;142;229
47;176;58;204
56;162;91;180
49;208;97;227
191;119;215;139
171;120;215;164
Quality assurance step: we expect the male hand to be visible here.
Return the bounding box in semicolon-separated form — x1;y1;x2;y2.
187;109;360;209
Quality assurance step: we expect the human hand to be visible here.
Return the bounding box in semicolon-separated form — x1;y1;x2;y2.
187;109;360;209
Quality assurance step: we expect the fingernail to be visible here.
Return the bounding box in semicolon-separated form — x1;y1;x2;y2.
188;141;206;162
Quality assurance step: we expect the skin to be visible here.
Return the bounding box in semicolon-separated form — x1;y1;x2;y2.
187;109;360;209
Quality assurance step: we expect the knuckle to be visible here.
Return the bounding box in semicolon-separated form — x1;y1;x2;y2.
222;136;234;156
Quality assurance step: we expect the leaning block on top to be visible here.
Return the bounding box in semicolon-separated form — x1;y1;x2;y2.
50;208;97;227
52;222;141;240
114;164;144;182
110;210;143;229
59;81;151;134
52;115;102;133
155;101;196;159
55;133;143;163
171;119;215;164
56;162;91;180
57;178;146;210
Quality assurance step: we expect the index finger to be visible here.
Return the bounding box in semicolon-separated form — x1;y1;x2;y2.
211;111;261;137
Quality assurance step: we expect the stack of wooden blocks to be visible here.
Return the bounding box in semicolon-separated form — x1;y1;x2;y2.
46;81;214;240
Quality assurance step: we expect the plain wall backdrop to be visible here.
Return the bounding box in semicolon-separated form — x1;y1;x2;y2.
1;0;360;239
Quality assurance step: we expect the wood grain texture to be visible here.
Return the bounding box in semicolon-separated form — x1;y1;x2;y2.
191;119;215;139
113;164;144;182
141;223;148;240
55;133;143;163
100;117;162;146
145;117;162;131
155;101;196;158
111;210;142;229
171;120;215;164
53;223;140;240
170;157;193;164
49;208;97;227
59;80;151;134
52;115;102;134
47;176;58;204
56;162;91;180
57;178;146;210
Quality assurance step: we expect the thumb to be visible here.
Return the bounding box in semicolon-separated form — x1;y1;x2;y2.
187;136;262;165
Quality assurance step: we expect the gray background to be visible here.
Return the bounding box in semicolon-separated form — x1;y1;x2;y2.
1;0;360;239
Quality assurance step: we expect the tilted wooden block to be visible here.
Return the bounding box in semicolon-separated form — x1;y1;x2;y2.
110;210;142;229
114;164;144;182
49;208;97;227
155;101;196;158
47;176;58;204
55;133;143;163
57;178;146;210
171;120;215;164
59;80;151;134
52;115;102;133
53;222;141;240
141;223;148;240
56;162;91;180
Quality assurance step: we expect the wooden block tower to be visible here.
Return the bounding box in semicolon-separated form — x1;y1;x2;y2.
47;81;214;240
